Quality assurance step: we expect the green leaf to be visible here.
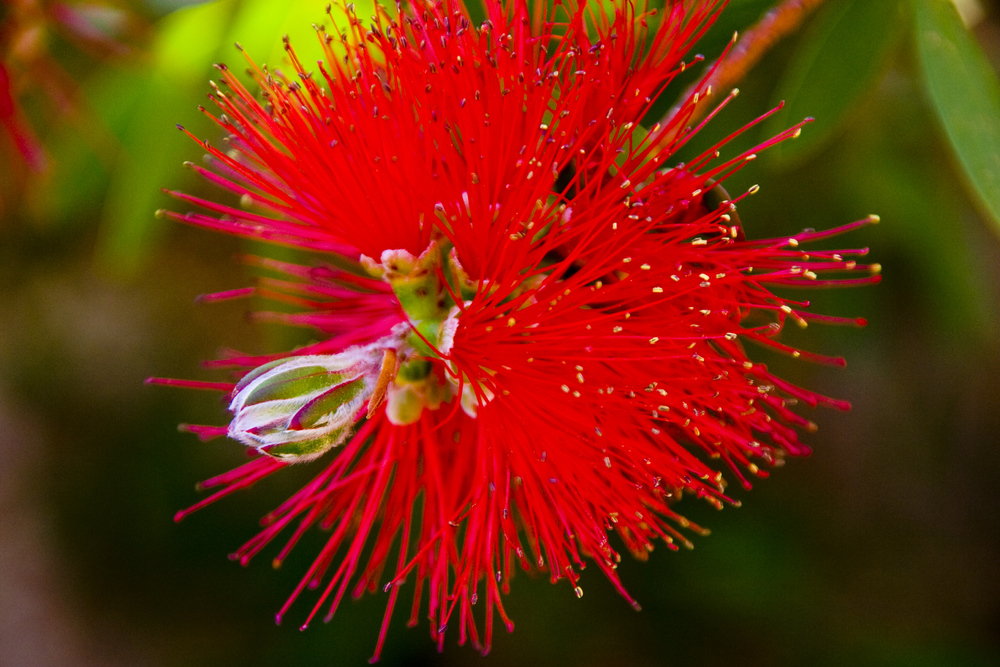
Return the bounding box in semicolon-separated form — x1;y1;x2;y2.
915;0;1000;231
94;0;377;275
153;0;236;80
224;0;351;68
765;0;905;163
94;70;209;274
95;0;238;274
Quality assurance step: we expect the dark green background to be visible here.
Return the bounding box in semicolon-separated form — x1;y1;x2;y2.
2;0;999;664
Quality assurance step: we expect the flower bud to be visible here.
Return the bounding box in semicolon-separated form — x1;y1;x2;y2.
228;348;383;462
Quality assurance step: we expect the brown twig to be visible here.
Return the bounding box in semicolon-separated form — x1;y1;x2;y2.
659;0;829;139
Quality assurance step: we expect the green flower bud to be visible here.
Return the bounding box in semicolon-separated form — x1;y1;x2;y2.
228;348;384;462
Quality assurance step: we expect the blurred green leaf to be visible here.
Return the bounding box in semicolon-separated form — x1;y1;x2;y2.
765;0;904;163
144;0;217;16
93;0;371;275
154;0;236;79
226;0;341;67
95;71;205;274
96;0;237;274
915;0;1000;231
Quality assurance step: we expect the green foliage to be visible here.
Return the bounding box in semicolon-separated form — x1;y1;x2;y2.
32;0;368;275
765;0;906;163
915;0;1000;232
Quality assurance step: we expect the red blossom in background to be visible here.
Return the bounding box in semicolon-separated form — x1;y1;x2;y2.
150;0;879;659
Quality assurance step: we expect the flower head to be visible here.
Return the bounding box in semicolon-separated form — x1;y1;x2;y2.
153;0;879;658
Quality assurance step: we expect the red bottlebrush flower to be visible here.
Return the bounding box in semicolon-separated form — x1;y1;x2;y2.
152;0;880;658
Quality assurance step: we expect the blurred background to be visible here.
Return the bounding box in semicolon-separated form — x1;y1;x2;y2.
2;0;1000;664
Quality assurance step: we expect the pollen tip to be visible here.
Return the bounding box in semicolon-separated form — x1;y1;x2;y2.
175;124;185;131
272;558;282;570
869;263;882;274
868;213;881;223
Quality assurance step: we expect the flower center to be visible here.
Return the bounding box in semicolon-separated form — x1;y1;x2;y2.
361;239;472;424
227;239;489;462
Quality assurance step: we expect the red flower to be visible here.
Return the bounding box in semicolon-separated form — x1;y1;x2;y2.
151;0;880;658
